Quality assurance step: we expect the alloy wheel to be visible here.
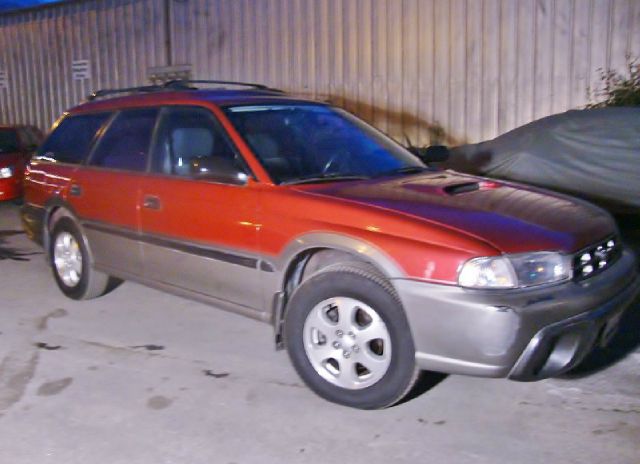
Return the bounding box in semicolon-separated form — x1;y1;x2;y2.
303;296;392;390
53;231;83;287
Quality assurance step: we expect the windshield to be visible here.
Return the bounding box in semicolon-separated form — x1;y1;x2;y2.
0;129;19;153
223;104;424;184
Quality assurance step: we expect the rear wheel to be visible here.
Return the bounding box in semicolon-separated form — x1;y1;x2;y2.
50;217;113;300
285;262;419;409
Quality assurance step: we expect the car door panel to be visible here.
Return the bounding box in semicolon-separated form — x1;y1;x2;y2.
139;106;263;311
69;168;142;275
138;176;262;310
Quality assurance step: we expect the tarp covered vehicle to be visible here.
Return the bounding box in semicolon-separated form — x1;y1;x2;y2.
446;107;640;213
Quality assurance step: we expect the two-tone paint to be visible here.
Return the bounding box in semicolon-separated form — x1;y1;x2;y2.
21;90;640;381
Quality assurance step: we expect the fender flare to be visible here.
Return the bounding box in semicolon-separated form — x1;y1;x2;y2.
41;197;82;260
273;231;407;291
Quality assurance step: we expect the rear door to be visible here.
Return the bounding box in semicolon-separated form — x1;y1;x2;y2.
138;105;263;311
69;108;159;277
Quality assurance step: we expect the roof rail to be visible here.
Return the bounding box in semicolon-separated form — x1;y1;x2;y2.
86;85;162;101
86;79;284;102
163;79;283;93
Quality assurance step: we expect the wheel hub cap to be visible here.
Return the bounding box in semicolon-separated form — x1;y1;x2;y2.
303;297;392;390
53;232;82;287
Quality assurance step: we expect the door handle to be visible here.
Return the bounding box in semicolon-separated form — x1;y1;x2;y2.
69;184;82;196
142;195;161;210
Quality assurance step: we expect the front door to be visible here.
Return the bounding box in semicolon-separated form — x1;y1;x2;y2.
138;106;263;312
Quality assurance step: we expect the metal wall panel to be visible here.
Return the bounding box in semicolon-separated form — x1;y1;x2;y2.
0;0;166;131
0;0;638;144
170;0;640;144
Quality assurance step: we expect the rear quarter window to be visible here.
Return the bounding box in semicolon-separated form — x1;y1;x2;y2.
38;113;111;164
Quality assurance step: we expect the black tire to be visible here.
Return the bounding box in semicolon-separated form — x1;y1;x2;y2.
284;261;419;409
49;217;113;300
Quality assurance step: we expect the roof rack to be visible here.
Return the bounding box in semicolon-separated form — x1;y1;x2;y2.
86;79;283;101
163;79;282;91
87;85;162;101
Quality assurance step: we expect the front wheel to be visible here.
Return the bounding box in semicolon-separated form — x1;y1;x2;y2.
50;217;114;300
284;262;419;409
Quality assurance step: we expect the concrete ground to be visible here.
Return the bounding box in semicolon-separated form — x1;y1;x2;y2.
0;201;638;464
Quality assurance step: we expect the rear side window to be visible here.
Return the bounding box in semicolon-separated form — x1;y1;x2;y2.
38;113;110;164
89;108;159;172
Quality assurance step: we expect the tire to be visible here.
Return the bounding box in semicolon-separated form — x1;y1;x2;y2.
284;261;419;409
49;217;112;300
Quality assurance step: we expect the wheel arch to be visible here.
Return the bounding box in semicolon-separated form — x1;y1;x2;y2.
42;198;81;261
276;232;406;289
271;232;406;349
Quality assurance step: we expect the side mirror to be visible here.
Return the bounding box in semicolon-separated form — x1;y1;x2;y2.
190;157;249;185
408;145;450;164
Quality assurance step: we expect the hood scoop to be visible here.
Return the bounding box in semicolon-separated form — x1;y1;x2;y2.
443;180;501;195
397;173;503;196
444;182;480;195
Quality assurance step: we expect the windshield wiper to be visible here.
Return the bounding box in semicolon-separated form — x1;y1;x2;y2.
282;173;370;185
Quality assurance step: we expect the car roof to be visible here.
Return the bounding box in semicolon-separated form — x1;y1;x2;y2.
67;89;326;115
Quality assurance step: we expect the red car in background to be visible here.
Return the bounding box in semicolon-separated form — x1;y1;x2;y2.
0;125;43;201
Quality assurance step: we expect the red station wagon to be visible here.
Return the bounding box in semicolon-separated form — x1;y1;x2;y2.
21;81;640;409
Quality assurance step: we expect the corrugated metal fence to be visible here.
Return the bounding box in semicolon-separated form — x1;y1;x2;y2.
1;0;639;144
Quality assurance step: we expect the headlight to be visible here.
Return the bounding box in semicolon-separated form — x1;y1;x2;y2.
0;166;14;179
458;252;572;289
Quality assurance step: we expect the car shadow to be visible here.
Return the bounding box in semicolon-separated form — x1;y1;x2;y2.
293;92;461;147
0;229;42;261
562;215;640;379
563;296;640;378
616;214;640;257
396;371;449;406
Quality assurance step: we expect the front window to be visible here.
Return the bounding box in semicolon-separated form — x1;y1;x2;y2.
223;104;424;184
0;129;19;154
150;106;246;181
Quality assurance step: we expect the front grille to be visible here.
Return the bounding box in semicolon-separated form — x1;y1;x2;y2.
573;236;621;281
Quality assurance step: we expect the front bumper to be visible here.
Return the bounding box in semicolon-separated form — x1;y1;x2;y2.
394;249;640;380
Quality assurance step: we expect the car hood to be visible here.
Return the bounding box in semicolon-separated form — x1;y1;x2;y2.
298;171;615;254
